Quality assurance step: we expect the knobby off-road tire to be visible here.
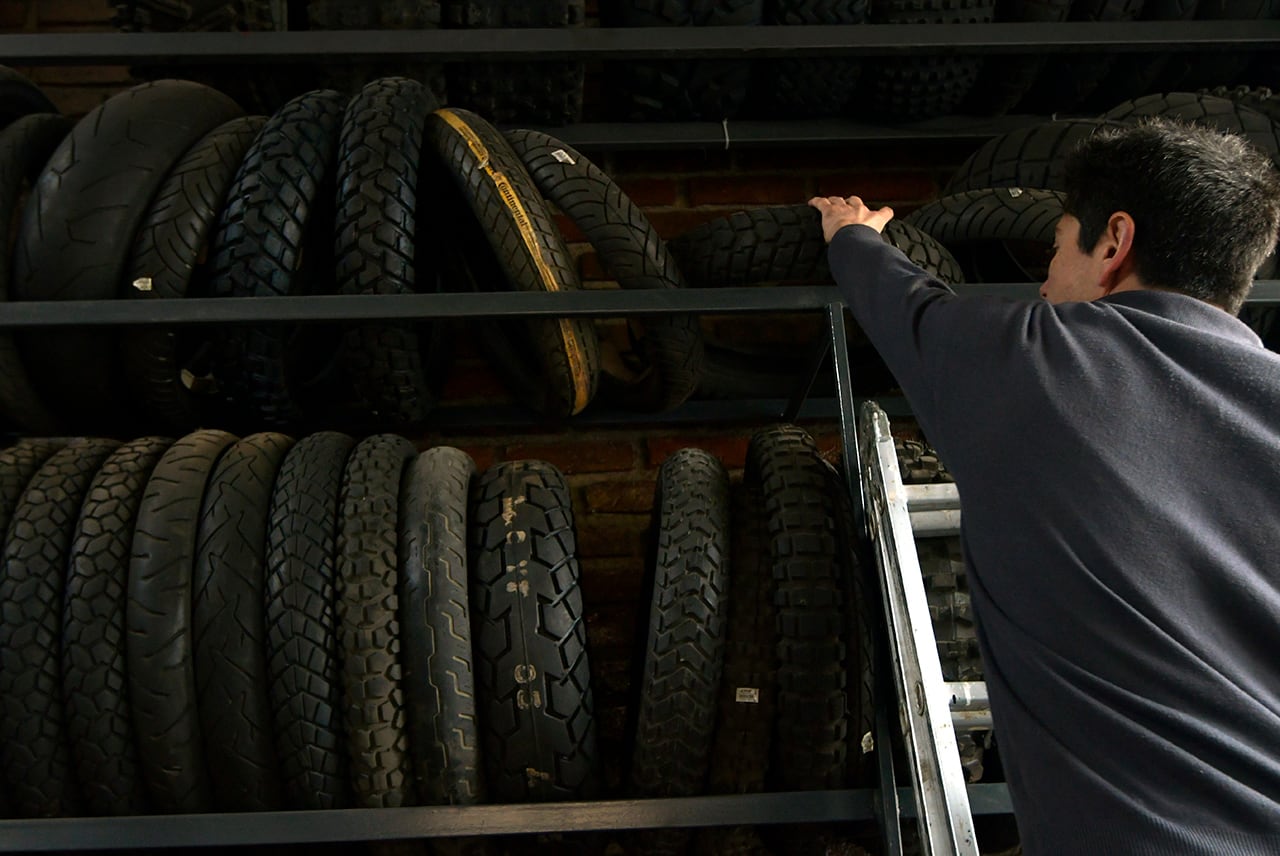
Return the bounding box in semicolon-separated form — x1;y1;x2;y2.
507;129;704;412
1160;0;1280;91
944;118;1122;194
0;113;71;433
822;461;876;788
961;0;1072;115
754;0;866;119
193;432;295;811
338;434;418;808
469;461;600;801
399;446;484;805
859;0;994;120
668;204;965;288
424;107;599;417
13;81;241;429
444;0;585;124
1017;0;1146;112
335;78;442;426
124;114;267;432
602;0;763;121
0;438;119;818
266;431;356;810
1101;92;1280;169
904;187;1063;283
746;426;847;791
64;436;171;818
207;88;347;428
0;66;56;129
1083;0;1200;110
698;481;777;856
629;449;731;856
128;429;237;814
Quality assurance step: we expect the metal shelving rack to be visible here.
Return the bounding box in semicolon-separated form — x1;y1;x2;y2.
1;21;1278;854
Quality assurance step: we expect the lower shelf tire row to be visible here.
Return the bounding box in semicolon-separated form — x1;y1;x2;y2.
0;423;873;847
0;432;599;818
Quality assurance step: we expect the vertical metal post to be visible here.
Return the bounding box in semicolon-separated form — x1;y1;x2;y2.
827;303;867;539
782;332;833;423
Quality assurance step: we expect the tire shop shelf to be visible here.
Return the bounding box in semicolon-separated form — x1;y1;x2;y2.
6;19;1280;853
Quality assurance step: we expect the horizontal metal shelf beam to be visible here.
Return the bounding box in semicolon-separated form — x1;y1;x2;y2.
0;282;1273;327
1;22;1277;64
536;115;1048;149
897;783;1013;818
0;790;875;850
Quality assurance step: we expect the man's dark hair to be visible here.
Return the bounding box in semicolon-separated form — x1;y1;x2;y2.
1062;118;1280;314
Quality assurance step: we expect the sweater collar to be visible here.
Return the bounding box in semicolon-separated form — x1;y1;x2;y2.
1098;289;1263;348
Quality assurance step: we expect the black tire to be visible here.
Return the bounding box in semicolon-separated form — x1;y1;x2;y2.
337;433;418;808
822;461;876;788
698;481;776;856
305;0;446;106
903;187;1064;283
506;129;704;412
752;0;866;119
443;0;585;124
63;436;172;818
917;537;981;682
0;438;65;539
0;438;119;818
0;66;55;129
334;78;440;426
399;446;484;805
469;461;600;801
424;107;599;417
1017;0;1147;112
1081;0;1201;111
193;432;295;812
629;449;730;855
12;81;242;429
123;114;267;432
0;113;70;434
858;0;994;121
128;428;238;814
960;0;1072;116
944;118;1122;194
603;0;764;121
1101;92;1280;169
265;431;356;810
668;204;965;287
207;88;348;428
1161;0;1280;91
746;426;847;791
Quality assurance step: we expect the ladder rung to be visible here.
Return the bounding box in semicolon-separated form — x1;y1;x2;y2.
908;508;961;537
904;482;960;512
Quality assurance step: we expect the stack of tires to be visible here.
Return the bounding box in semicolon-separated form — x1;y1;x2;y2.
0;424;872;845
0;432;596;817
0;69;707;437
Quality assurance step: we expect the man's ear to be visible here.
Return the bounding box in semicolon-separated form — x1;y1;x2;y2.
1096;211;1137;293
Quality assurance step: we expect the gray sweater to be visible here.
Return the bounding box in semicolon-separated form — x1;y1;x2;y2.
830;224;1280;855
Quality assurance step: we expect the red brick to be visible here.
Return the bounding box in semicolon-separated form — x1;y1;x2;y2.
813;172;939;207
615;177;680;207
39;0;112;24
26;65;130;85
645;208;736;241
645;434;751;469
576;513;649;557
553;212;587;244
688;175;810;207
0;2;31;29
438;362;513;404
582;479;656;513
578;556;646;603
578;251;609;282
44;85;113;117
504;439;635;474
608;149;732;176
583;603;640;648
450;443;500;474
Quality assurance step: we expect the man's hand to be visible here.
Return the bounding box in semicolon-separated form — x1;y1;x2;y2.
808;195;895;242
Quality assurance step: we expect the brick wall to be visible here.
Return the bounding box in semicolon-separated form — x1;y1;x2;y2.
4;0;965;785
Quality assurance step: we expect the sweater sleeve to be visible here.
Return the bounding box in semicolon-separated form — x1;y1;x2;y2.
828;223;1042;464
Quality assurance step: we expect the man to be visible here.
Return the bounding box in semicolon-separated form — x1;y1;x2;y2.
811;119;1280;855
